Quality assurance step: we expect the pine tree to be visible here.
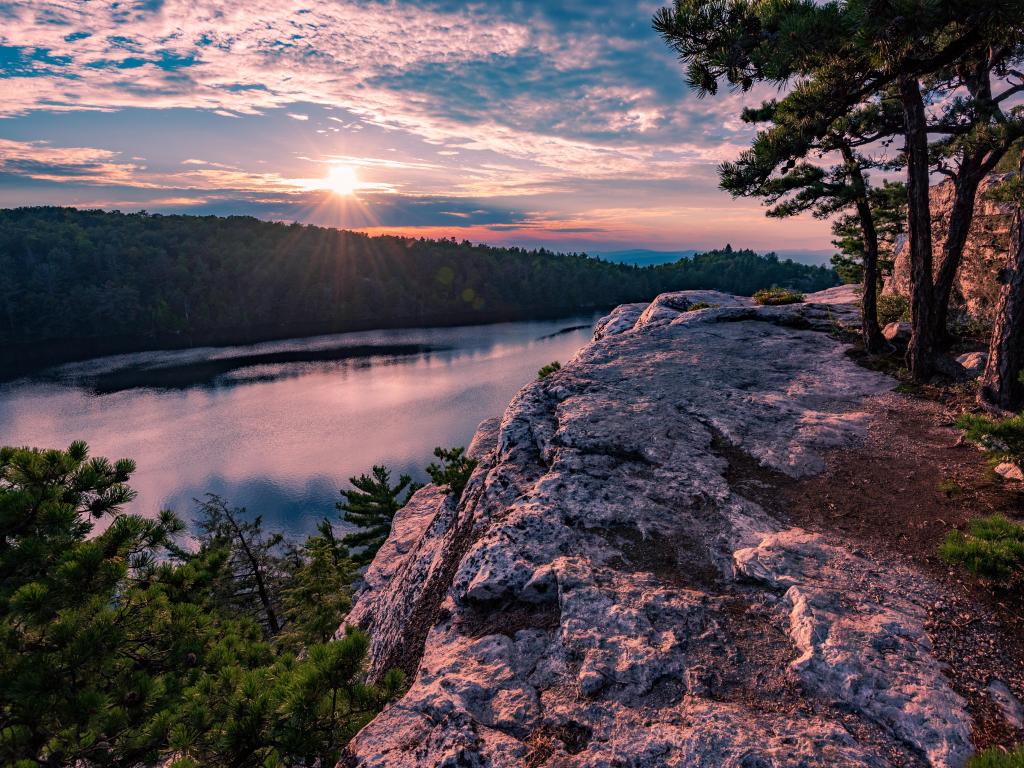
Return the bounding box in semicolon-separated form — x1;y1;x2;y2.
426;446;478;501
719;95;904;351
655;0;1024;380
0;443;225;766
1;442;400;767
830;181;907;293
338;466;417;565
279;524;355;647
193;493;288;635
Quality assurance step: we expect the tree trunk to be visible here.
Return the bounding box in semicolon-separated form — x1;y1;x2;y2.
842;145;885;352
932;61;999;350
900;76;937;381
979;152;1024;412
226;507;281;635
932;166;986;347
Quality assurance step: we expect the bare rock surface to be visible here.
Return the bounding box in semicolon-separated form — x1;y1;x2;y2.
343;289;973;767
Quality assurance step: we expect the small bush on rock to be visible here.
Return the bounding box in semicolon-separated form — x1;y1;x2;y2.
939;514;1024;582
686;302;717;311
877;294;910;326
538;361;561;379
967;745;1024;767
426;446;478;500
752;288;804;305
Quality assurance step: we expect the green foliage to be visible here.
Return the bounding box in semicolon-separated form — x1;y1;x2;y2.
994;139;1024;173
193;493;289;635
538;361;562;379
337;466;417;566
937;479;962;498
939;515;1024;582
0;209;839;368
877;294;910;326
278;522;355;647
956;413;1024;465
0;442;397;767
968;746;1024;767
830;181;907;283
426;447;478;500
686;302;716;311
830;252;863;285
168;627;403;767
752;288;804;306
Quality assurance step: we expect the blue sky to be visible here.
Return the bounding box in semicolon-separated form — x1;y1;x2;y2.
0;0;833;253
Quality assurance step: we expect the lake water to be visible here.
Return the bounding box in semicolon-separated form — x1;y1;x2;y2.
0;315;599;539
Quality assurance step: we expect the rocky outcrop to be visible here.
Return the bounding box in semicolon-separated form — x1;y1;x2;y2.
342;286;973;767
888;175;1013;325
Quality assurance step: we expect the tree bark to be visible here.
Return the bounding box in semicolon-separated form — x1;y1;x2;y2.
932;165;987;346
900;76;937;381
979;151;1024;413
931;65;996;348
841;145;885;352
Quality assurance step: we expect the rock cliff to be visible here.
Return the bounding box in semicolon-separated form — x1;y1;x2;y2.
342;287;973;767
888;176;1013;325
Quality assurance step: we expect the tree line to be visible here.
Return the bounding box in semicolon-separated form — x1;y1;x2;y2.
0;207;837;371
656;0;1024;411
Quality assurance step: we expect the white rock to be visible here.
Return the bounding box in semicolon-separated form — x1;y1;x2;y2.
343;290;971;767
994;462;1024;482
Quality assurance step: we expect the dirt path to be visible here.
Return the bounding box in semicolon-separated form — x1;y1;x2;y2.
782;390;1024;752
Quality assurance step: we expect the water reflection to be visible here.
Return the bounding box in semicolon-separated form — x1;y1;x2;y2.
0;316;598;539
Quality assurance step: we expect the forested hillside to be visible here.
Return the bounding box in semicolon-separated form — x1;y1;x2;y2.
0;207;837;368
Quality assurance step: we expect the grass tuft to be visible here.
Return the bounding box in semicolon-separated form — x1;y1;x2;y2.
752;288;804;306
967;746;1024;767
956;413;1024;465
939;514;1024;582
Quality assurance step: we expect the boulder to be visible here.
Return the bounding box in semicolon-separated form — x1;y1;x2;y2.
883;321;912;344
955;351;988;377
994;462;1024;482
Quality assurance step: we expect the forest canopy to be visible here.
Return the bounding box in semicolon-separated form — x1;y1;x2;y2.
0;207;837;368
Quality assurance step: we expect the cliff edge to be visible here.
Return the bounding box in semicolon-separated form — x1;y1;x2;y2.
342;287;975;767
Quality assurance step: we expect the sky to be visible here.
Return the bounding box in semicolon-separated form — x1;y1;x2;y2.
0;0;835;254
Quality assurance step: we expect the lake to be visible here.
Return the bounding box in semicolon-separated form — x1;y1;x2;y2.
0;315;599;539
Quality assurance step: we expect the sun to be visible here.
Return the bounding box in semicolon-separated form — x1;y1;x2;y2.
325;164;360;197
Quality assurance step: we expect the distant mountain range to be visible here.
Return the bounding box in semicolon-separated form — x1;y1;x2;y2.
596;248;835;267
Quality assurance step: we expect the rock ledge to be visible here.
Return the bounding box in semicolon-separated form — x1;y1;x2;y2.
344;288;971;767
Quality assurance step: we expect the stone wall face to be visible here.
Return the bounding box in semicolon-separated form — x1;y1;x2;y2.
887;175;1013;325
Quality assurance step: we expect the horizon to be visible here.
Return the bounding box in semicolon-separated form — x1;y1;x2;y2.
0;1;835;254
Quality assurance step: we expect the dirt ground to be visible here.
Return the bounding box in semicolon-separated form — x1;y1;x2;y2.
781;387;1024;753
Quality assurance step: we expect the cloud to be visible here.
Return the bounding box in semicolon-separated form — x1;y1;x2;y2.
0;1;766;173
0;138;141;184
0;0;833;249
